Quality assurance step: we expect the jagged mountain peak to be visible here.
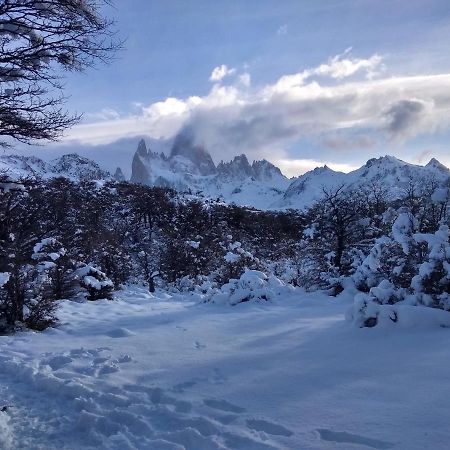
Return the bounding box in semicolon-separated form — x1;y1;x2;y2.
281;154;450;211
136;139;148;157
252;159;286;182
113;167;125;182
130;147;150;184
169;128;216;176
364;155;406;168
302;164;338;177
217;154;253;179
426;157;448;172
50;154;110;180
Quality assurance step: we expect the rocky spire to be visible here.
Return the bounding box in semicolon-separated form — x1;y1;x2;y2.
136;139;148;157
130;139;151;184
252;159;285;181
217;154;253;180
113;167;125;182
169;127;216;176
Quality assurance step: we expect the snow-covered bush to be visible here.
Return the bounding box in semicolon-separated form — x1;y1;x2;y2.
349;213;450;327
298;186;382;294
32;238;77;301
77;265;114;301
207;270;291;305
412;225;450;310
0;237;69;332
216;241;265;285
0;273;9;288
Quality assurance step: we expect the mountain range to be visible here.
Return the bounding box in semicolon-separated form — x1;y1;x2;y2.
1;137;449;210
0;153;110;183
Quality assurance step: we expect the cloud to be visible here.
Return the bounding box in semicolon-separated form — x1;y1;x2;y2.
239;73;251;87
209;64;236;82
84;107;121;121
314;51;382;80
277;24;288;35
382;99;431;140
415;148;434;164
271;51;383;92
63;52;450;166
320;133;376;150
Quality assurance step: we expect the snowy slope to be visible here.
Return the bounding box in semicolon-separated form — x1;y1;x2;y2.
0;154;111;181
1;287;450;449
281;155;450;210
279;165;347;210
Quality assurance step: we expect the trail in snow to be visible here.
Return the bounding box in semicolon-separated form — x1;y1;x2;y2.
0;286;449;449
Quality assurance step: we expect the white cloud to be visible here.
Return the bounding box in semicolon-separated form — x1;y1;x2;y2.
84;107;121;121
277;24;288;35
271;52;383;93
209;64;236;82
64;52;450;165
314;50;382;80
239;73;251;87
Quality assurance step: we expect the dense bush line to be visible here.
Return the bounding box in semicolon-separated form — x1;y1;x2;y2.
0;177;301;332
0;174;449;332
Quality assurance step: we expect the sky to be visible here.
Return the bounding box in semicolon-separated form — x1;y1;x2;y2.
9;0;450;177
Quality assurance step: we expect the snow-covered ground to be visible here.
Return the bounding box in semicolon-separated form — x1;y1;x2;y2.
1;287;449;450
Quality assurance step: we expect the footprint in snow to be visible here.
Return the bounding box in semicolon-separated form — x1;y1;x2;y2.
317;429;395;449
223;432;279;450
172;379;198;393
194;341;206;349
45;355;73;370
203;398;246;413
105;328;135;338
211;367;226;384
213;414;238;425
246;419;293;437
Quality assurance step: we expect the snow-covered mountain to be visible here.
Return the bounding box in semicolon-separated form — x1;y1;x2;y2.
280;155;450;210
130;135;449;210
0;153;111;182
129;137;290;210
1;142;449;211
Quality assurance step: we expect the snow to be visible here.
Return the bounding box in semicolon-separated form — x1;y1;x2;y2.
0;154;110;183
0;272;10;287
187;240;200;249
281;155;450;211
391;212;415;254
1;287;450;449
208;270;291;305
224;252;240;263
431;187;449;203
1;149;449;211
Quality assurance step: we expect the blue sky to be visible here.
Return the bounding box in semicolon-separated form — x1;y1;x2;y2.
15;0;450;176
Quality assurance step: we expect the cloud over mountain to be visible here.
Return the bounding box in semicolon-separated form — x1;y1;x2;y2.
62;52;450;166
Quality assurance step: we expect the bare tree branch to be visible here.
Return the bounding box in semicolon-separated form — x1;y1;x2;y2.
0;0;122;146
